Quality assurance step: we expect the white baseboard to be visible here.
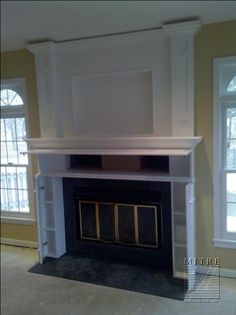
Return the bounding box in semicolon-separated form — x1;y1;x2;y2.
1;237;38;249
196;265;236;279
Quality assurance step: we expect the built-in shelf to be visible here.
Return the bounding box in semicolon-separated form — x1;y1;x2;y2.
173;211;186;215
43;227;55;232
174;242;187;248
25;148;193;156
36;176;66;263
32;136;200;288
175;271;188;279
40;168;192;183
42;201;54;205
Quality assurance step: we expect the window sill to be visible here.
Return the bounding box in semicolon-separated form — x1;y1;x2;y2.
0;216;37;226
213;238;236;249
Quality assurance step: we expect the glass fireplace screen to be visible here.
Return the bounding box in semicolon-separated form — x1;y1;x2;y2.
78;201;161;248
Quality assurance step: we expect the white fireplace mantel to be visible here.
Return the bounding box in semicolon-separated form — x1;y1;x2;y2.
25;135;202;156
34;141;199;288
28;19;202;291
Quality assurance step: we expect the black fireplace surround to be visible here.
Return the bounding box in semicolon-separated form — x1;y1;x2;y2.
63;178;172;271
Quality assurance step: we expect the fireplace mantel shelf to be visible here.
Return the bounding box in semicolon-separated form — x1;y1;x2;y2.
25;136;202;156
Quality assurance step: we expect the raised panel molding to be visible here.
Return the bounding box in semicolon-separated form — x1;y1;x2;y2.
71;69;154;135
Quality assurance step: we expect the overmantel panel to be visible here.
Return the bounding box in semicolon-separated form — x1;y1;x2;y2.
57;40;171;137
28;20;201;139
28;31;171;138
71;69;154;135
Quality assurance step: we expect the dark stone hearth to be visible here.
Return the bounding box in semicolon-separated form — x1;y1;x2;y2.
29;254;186;300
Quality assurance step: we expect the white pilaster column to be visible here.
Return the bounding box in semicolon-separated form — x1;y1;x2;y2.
162;20;201;136
28;42;62;138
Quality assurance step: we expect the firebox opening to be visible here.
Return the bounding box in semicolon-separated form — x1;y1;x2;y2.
78;200;162;248
64;178;172;271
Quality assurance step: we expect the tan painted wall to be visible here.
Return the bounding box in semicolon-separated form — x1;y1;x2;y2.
1;49;40;242
195;20;236;269
1;21;236;269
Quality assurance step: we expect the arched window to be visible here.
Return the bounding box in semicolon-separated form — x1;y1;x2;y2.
1;80;31;217
227;75;236;92
1;89;24;106
214;57;236;249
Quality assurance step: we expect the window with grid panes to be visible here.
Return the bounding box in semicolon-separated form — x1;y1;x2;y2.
1;80;31;217
214;57;236;248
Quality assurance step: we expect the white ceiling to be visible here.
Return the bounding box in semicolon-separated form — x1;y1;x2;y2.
1;1;236;52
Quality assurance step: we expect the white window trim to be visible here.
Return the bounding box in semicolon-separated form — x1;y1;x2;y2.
1;78;36;223
213;56;236;249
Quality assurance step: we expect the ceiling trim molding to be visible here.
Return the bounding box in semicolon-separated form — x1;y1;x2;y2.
27;20;201;54
27;28;168;53
27;41;55;54
162;19;201;37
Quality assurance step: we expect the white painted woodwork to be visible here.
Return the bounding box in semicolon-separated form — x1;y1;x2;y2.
186;183;196;290
169;156;190;177
28;21;200;138
71;70;153;135
36;176;66;262
27;20;202;289
37;154;70;173
213;57;236;248
162;20;201;136
37;168;192;183
30;43;62;137
33;145;200;289
28;148;193;157
171;181;196;290
25;136;202;151
28;31;171;136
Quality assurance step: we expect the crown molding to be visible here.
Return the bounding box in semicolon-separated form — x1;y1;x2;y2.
27;28;167;54
27;41;56;54
162;19;201;37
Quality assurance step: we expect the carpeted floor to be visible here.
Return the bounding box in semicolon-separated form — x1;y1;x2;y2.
1;245;236;315
29;254;186;300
